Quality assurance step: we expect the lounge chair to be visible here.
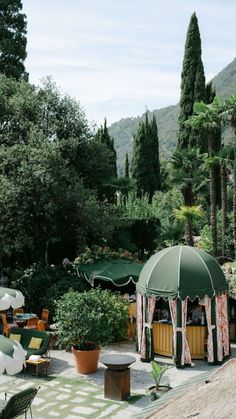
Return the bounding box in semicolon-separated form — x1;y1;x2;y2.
0;387;39;418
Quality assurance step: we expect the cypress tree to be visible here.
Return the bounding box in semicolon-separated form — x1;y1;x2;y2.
0;0;28;80
177;12;206;151
125;153;129;178
131;112;161;201
95;119;117;178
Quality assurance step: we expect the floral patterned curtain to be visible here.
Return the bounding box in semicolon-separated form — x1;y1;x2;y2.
215;294;223;362
140;296;156;361
221;293;229;357
215;293;229;361
136;293;143;353
169;299;178;363
182;298;191;365
204;295;215;363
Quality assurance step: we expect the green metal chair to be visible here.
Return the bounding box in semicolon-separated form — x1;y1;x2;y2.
0;387;39;419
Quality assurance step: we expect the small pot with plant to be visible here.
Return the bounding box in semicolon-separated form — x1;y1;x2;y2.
54;288;129;374
148;361;172;402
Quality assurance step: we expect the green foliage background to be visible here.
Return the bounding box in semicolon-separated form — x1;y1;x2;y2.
54;288;129;350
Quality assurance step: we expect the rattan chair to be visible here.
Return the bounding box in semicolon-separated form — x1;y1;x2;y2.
40;309;49;329
37;320;45;331
12;308;24;316
0;314;17;337
24;317;39;330
0;387;39;419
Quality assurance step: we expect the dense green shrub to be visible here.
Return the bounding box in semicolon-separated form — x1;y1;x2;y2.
199;211;234;258
54;288;129;350
12;263;90;320
74;245;138;265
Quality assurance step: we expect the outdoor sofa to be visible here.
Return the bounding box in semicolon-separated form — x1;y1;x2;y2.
10;327;52;358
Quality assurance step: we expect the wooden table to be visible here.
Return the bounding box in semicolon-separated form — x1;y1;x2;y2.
100;354;136;401
13;313;37;327
153;322;207;359
25;358;51;376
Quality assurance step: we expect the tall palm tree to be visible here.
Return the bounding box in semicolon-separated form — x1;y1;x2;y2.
188;100;222;256
219;96;236;259
217;146;233;258
173;205;203;246
201;155;218;256
171;147;206;206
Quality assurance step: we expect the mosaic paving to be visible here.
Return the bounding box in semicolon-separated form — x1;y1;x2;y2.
0;374;144;418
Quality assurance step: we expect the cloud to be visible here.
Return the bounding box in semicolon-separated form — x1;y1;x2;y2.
23;0;236;124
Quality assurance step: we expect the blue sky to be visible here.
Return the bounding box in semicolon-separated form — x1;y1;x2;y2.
23;0;236;126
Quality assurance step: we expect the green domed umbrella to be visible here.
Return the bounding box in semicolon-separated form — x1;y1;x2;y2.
0;287;24;311
0;336;26;375
78;258;143;287
137;245;227;300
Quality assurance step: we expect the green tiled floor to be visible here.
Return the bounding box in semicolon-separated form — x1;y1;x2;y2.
0;374;143;418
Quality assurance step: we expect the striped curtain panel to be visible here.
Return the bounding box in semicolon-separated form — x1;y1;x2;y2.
140;296;156;362
169;298;191;367
169;299;178;364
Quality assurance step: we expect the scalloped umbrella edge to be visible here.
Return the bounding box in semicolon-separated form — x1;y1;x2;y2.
0;287;24;311
0;335;26;375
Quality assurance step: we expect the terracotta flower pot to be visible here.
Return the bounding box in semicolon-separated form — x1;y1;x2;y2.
72;347;100;374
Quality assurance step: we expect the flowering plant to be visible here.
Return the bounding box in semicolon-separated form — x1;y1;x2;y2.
74;245;138;265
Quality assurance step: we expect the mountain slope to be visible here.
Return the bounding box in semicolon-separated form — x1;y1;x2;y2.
109;57;236;175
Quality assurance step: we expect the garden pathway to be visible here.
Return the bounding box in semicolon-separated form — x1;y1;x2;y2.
0;340;234;418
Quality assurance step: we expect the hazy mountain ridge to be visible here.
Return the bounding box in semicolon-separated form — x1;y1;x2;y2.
109;57;236;175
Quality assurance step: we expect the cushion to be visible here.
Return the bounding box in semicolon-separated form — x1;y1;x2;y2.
28;337;42;349
9;333;21;342
28;355;41;361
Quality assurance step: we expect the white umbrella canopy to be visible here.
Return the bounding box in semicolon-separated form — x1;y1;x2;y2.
0;335;26;375
0;287;24;311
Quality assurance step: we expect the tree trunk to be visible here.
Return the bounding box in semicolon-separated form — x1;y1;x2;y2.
45;240;49;265
185;220;194;246
208;134;217;256
183;183;194;206
233;128;236;260
221;163;228;258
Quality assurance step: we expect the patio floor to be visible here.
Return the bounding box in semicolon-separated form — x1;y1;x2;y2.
0;340;234;418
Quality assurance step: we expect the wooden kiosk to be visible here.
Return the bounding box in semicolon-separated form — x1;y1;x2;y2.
153;322;207;359
136;246;230;367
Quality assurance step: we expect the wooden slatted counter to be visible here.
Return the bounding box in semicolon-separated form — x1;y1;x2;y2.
153;322;207;359
127;302;136;339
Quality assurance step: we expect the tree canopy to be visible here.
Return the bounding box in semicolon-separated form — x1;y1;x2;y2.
131;112;161;201
177;12;206;151
0;0;28;80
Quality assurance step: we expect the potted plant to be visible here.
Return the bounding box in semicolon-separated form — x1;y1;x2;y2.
148;361;172;402
54;288;129;374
